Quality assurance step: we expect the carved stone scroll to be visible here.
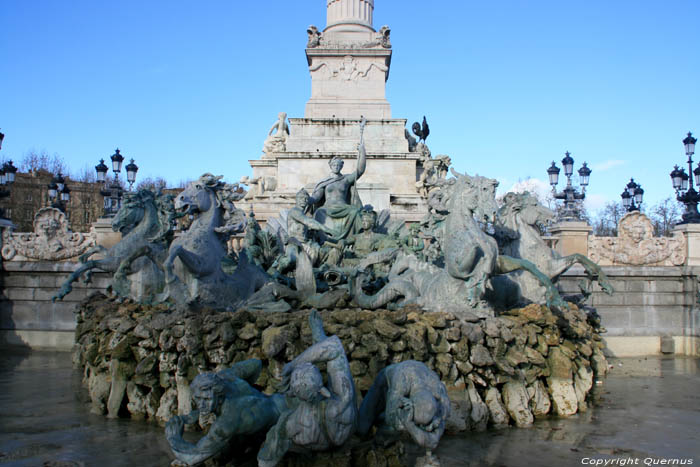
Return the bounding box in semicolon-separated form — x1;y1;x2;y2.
588;212;686;266
1;207;96;261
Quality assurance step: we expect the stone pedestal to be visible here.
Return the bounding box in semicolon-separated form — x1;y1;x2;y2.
305;0;391;119
672;223;700;266
92;217;121;250
304;48;392;119
242;1;430;226
549;221;592;257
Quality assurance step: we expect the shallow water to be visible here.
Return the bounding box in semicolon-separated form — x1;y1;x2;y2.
0;350;698;466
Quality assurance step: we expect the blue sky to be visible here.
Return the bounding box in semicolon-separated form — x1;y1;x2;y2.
1;0;699;214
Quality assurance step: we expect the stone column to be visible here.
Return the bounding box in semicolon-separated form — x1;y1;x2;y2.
672;223;700;266
92;217;122;250
549;221;592;257
326;0;374;31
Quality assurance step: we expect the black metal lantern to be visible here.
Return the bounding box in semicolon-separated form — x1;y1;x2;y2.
621;189;632;209
111;148;124;173
561;151;574;177
97;149;136;216
547;162;560;186
0;130;4;151
95;159;108;183
578;162;591;187
547;151;590;221
47;180;58;200
621;178;643;212
684;132;697;156
0;165;6;186
671;165;683;190
55;172;65;192
671;131;700;224
3;161;17;184
125;158;139;187
680;169;689;191
60;185;71;202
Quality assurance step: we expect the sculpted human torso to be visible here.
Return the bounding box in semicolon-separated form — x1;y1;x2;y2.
322;175;354;207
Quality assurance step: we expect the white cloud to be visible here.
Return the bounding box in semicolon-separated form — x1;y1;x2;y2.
506;177;552;204
592;159;625;172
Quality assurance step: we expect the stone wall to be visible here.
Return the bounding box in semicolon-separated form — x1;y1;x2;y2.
0;260;109;349
559;265;700;357
73;295;608;433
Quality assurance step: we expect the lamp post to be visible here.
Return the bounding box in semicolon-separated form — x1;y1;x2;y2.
621;178;644;212
0;160;17;197
0;130;16;218
96;149;138;217
47;172;71;212
547;151;591;221
670;132;700;224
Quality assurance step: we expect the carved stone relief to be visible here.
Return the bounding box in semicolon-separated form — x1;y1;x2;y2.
309;56;388;81
588;212;686;266
1;207;96;261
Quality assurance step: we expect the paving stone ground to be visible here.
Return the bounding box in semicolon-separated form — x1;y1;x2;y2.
0;349;698;467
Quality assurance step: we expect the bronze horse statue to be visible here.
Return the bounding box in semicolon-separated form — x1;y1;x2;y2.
157;174;269;310
53;190;173;302
491;191;613;307
352;170;568;315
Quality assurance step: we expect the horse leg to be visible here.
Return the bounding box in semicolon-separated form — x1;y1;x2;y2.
570;254;614;295
446;244;479;280
53;261;98;301
551;254;614;295
79;245;107;263
111;245;153;297
115;245;152;278
496;255;568;311
163;245;182;282
170;246;215;279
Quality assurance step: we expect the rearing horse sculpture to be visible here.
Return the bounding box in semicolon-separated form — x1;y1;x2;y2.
158;174;269;309
53;190;171;302
492;191;613;306
352;170;567;315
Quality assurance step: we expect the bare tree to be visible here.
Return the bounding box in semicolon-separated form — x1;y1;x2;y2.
648;197;682;237
20;150;68;175
73;164;97;183
177;178;193;189
592;201;625;236
136;176;168;192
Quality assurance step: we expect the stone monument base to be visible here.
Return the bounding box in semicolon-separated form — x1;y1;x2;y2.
73;294;609;461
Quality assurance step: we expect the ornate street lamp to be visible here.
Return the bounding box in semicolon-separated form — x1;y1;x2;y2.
0;135;14;218
0;160;17;190
125;159;139;189
546;151;591;221
60;185;71;203
95;159;108;183
47;172;70;213
670;131;700;224
97;148;137;217
111;148;124;173
621;178;644;212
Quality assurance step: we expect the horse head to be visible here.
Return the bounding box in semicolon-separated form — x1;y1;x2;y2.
112;190;154;235
449;168;499;223
175;174;223;219
499;192;554;232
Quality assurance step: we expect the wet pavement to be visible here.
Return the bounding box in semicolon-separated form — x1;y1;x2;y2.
0;350;698;467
